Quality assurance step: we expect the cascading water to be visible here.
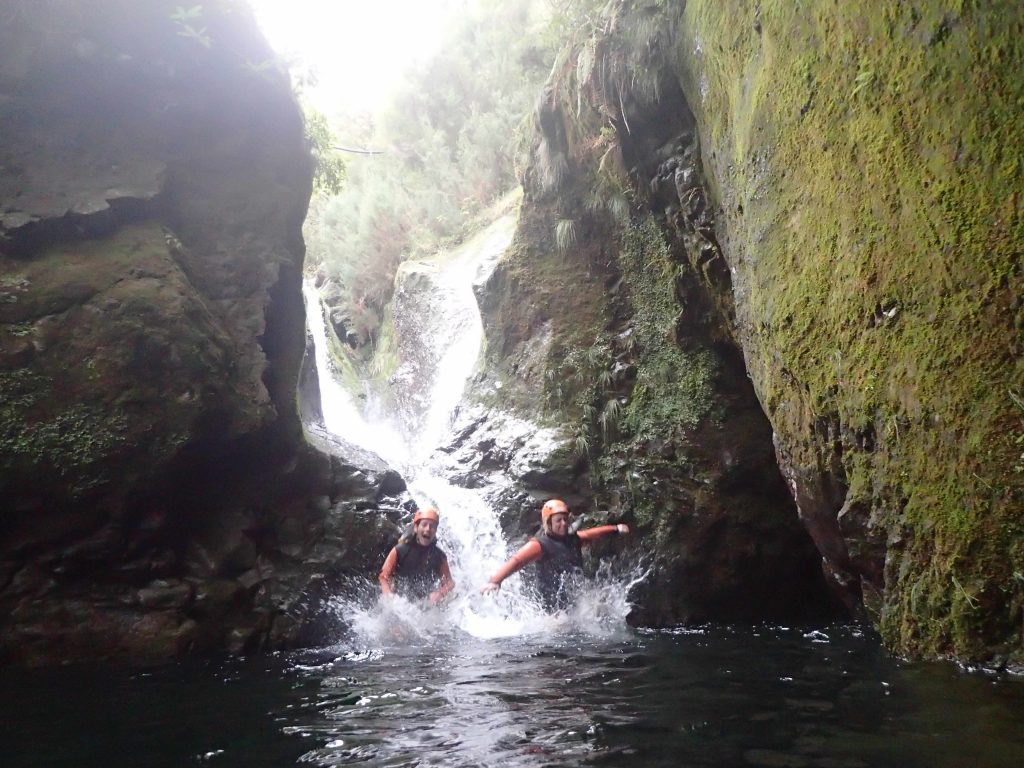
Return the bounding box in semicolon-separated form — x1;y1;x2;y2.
273;278;1024;768
302;281;408;466
302;216;642;646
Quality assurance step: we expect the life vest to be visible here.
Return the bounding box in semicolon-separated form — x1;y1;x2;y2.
534;531;584;609
393;539;447;599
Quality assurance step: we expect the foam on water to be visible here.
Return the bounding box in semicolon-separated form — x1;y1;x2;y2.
325;557;649;651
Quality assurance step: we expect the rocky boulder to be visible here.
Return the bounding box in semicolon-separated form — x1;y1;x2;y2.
431;400;585;535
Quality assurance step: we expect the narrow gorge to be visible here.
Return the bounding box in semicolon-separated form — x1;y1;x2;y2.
1;0;1022;677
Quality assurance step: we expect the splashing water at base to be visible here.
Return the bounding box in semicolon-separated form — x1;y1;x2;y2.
344;594;459;645
322;471;649;647
329;555;649;652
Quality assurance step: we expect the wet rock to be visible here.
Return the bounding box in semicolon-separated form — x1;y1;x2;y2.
673;0;1024;662
192;579;245;617
432;403;584;527
136;580;194;610
0;2;408;666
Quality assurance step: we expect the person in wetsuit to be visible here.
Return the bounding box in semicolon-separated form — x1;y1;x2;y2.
379;507;455;606
478;499;629;609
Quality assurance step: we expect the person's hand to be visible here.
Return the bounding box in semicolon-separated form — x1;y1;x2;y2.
479;581;500;595
428;591;442;606
616;523;630;535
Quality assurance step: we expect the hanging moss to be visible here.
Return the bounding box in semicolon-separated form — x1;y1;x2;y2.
619;217;717;439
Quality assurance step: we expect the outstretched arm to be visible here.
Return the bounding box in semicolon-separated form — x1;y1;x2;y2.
479;539;543;593
379;547;399;596
577;524;630;543
429;559;456;605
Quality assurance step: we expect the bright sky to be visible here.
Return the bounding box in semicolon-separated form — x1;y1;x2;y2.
247;0;461;114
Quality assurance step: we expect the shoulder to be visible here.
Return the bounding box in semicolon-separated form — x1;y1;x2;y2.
531;534;554;555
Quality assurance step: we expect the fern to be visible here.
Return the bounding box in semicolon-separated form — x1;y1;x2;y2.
573;429;592;457
599;398;622;438
555;218;577;255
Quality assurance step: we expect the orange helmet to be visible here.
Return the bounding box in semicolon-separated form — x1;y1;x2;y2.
413;507;439;524
541;499;569;522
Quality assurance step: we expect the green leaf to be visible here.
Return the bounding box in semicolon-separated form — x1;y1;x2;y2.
170;5;204;22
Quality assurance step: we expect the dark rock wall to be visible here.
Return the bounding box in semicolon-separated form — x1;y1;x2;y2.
480;0;1023;664
475;79;838;625
0;1;400;664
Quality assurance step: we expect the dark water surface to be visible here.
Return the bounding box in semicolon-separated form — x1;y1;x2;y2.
3;624;1023;767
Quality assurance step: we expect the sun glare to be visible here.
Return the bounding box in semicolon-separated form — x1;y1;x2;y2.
247;0;461;114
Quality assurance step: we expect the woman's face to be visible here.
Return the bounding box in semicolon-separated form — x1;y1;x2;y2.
548;512;569;537
414;519;438;545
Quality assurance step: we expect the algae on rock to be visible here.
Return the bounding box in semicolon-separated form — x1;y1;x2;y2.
675;0;1024;661
481;0;1024;662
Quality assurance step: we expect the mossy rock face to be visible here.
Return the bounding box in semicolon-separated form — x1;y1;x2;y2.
676;1;1024;661
489;0;1023;659
0;223;261;503
0;2;402;665
477;79;835;625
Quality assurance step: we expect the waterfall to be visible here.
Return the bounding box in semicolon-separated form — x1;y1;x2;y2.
303;214;639;643
302;281;408;467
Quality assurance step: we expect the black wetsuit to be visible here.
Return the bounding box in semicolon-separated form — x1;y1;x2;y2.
534;531;584;610
393;540;448;600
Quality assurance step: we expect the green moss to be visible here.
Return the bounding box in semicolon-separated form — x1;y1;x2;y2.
0;369;127;490
680;0;1024;659
619;217;717;438
526;212;717;455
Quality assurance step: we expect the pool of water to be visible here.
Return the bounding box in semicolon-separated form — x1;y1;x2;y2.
3;623;1023;767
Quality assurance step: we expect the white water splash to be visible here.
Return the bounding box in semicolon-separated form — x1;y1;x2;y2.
327;567;646;648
